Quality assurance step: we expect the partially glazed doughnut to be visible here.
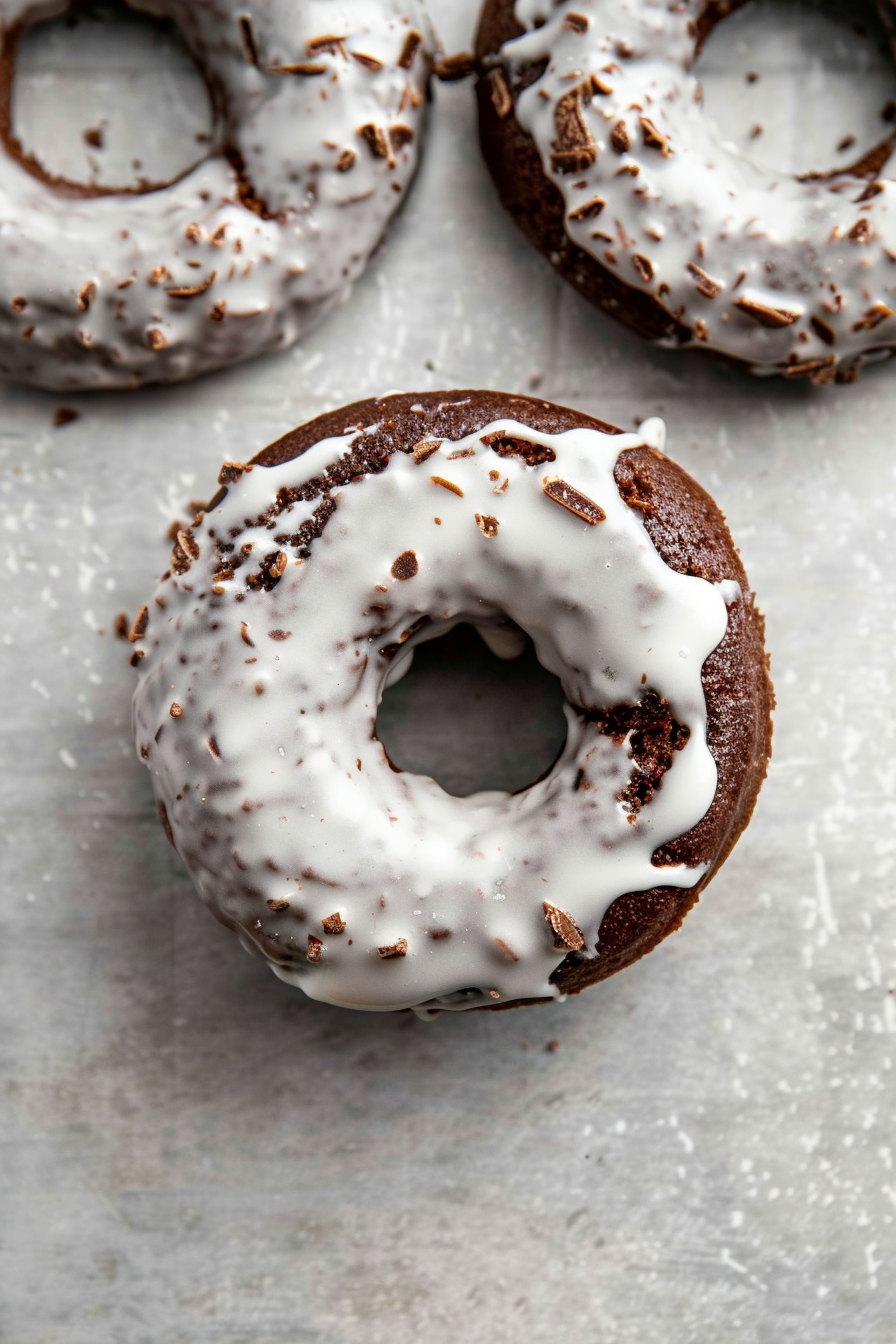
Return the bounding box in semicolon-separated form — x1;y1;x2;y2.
0;1;433;389
131;391;772;1015
476;0;896;383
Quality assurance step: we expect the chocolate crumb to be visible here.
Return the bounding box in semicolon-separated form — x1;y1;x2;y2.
336;148;356;172
307;934;323;963
146;327;168;350
389;124;415;151
268;628;292;641
53;406;79;428
83;126;103;148
207;734;221;760
543;901;585;952
411;438;441;463
640;115;671;155
552;83;597;173
475;513;499;538
546;1039;560;1053
167;271;217;299
322;912;346;935
428;928;451;941
391;550;419;580
218;461;252;485
267;897;290;911
170;702;183;718
610;120;630;153
568;196;605;221
351;50;383;72
564;11;589;32
113;611;129;640
481;430;556;465
10;296;27;314
837;134;857;153
240;622;254;647
269;60;327;75
377;938;408;959
632;253;654;283
853;302;894;331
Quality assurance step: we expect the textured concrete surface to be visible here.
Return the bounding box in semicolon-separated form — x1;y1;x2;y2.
1;2;895;1341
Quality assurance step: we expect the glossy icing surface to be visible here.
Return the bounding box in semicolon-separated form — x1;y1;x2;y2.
132;410;732;1015
0;0;432;388
500;0;896;380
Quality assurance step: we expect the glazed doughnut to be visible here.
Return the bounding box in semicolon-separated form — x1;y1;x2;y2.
0;1;433;389
131;390;772;1015
476;0;896;384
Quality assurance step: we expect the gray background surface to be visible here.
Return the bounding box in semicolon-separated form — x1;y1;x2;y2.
2;2;895;1340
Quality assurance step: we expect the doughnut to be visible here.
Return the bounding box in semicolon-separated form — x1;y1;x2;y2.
476;0;896;384
130;390;772;1015
0;1;433;389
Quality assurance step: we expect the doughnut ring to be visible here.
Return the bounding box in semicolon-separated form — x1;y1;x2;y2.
0;1;433;389
130;391;772;1015
476;0;896;383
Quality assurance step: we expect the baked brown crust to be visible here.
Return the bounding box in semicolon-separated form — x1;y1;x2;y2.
251;390;773;1000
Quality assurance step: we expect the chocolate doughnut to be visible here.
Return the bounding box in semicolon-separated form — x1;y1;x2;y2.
0;2;433;389
476;0;896;384
131;391;772;1015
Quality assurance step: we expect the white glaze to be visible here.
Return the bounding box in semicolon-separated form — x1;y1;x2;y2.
0;0;433;389
498;0;896;380
132;408;731;1015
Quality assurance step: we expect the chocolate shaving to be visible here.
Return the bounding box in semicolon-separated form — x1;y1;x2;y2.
542;478;606;525
240;621;254;646
433;51;475;81
564;11;589;32
207;734;221;760
377;938;408;959
640;115;672;155
77;281;96;313
306;34;347;59
336;148;356;172
322;912;346;935
428;928;451;941
269;61;327;75
481;430;556;465
430;475;463;496
734;297;801;328
237;15;259;67
552;83;597;173
398;30;422;69
475;514;499;537
495;937;519;961
632;254;654;283
391;550;419;580
350;51;383;72
687;261;723;299
177;528;200;561
489;70;513;119
853;302;893;331
568;196;605;221
128;605;148;643
543;901;585;952
810;315;836;345
167;271;216;299
358;123;390;159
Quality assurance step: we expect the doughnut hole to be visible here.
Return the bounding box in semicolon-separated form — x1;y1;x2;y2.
696;0;895;178
375;622;568;798
4;1;214;191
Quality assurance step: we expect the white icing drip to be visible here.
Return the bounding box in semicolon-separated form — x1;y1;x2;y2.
132;413;731;1013
503;0;896;378
0;0;433;389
